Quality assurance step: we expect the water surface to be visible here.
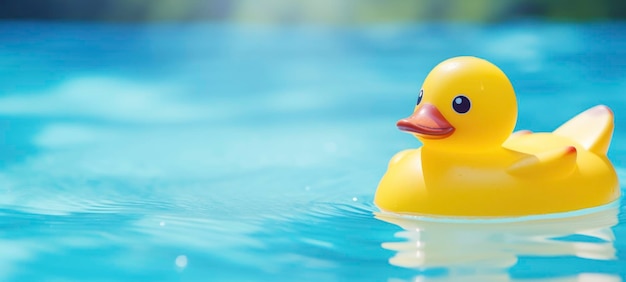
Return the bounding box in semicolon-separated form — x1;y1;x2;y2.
0;21;625;281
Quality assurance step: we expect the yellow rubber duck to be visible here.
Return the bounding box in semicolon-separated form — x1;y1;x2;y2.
375;56;620;217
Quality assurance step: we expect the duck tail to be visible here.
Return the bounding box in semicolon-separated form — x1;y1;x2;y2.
553;105;614;156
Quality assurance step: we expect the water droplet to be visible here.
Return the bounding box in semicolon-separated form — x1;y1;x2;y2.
352;197;358;202
175;255;188;268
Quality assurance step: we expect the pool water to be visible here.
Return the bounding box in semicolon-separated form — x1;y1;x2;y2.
0;21;625;281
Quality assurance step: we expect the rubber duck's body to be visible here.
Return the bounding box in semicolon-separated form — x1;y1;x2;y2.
375;57;620;217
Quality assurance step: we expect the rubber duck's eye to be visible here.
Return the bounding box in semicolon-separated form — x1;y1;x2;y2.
452;95;471;114
416;89;423;105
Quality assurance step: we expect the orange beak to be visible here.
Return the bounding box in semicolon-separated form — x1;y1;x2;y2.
396;104;455;139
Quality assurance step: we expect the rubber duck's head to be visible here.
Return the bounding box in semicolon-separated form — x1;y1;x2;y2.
397;57;518;153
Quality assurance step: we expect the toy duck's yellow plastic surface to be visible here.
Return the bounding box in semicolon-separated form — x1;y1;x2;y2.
375;56;620;217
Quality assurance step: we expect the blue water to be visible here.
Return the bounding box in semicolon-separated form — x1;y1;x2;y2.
0;21;625;281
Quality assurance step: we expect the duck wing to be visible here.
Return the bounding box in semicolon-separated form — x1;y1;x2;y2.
553;105;614;156
506;130;532;142
507;146;577;178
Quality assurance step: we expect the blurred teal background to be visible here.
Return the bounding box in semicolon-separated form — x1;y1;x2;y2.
1;0;626;22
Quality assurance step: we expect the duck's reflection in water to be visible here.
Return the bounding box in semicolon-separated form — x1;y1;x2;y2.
377;204;620;282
